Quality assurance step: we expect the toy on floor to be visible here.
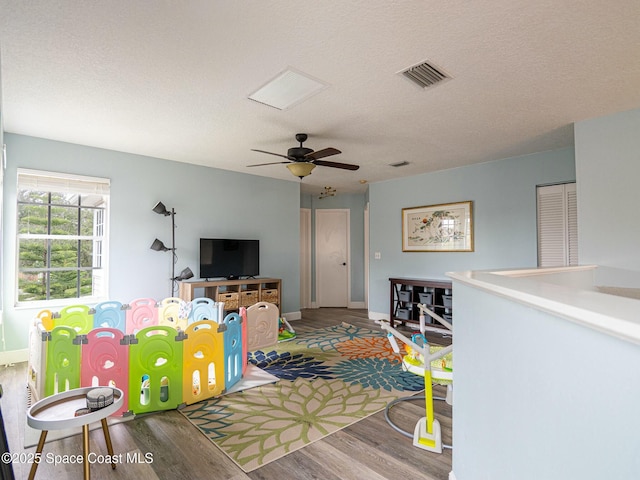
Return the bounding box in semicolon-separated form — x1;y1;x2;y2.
378;303;453;454
403;333;453;384
277;316;296;342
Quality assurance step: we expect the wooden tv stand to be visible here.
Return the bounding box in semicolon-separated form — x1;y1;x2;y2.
178;277;281;311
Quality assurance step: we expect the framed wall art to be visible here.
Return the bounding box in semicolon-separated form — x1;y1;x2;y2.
402;201;473;252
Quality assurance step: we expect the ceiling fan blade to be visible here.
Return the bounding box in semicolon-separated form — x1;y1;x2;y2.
313;159;360;171
251;149;293;160
305;147;341;160
247;161;291;167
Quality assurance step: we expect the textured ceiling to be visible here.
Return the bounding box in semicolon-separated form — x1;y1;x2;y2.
1;1;639;195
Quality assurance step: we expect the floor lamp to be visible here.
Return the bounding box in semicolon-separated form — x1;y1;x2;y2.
150;201;193;296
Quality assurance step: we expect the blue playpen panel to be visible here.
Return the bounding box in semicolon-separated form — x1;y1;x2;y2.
223;313;243;388
93;301;126;332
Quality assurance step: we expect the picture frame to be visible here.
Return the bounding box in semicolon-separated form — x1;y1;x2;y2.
402;201;473;252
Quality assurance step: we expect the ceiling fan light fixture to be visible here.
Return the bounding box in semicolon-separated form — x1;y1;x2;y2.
287;162;316;179
249;133;358;175
319;186;336;199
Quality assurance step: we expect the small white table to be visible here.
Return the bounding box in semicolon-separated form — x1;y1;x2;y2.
27;387;124;480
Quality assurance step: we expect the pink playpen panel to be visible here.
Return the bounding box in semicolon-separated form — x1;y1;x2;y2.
81;328;130;417
126;298;158;334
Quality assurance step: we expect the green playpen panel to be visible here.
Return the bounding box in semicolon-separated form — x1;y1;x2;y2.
44;326;81;397
129;326;184;413
57;304;93;334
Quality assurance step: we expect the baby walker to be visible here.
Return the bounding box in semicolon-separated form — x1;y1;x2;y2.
378;304;453;453
277;316;296;342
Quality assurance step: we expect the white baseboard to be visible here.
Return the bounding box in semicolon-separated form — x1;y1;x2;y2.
283;310;302;321
306;303;367;310
367;310;390;322
0;348;28;366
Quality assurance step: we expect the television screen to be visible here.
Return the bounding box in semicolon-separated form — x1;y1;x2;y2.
199;238;260;280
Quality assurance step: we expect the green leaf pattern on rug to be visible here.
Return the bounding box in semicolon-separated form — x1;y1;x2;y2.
180;322;429;472
296;322;381;351
177;399;234;440
214;377;395;468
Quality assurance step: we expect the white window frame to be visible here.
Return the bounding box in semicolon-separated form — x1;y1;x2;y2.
15;169;110;306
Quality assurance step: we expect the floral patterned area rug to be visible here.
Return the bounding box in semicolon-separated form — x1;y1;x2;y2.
179;322;424;472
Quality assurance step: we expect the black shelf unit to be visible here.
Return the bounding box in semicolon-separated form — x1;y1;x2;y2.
389;277;452;330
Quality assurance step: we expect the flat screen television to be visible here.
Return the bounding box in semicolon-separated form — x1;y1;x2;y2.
199;238;260;280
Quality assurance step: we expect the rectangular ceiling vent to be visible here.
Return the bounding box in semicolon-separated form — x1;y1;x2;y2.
399;60;451;89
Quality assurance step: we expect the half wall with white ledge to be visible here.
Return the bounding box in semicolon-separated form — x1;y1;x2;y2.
447;265;640;480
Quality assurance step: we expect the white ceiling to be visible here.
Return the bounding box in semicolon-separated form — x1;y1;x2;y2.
1;1;639;195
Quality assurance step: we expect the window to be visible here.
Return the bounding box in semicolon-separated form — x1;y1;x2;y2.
537;182;578;267
16;169;110;304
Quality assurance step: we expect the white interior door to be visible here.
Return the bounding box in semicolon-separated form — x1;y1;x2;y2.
364;202;369;309
316;209;349;307
300;208;311;309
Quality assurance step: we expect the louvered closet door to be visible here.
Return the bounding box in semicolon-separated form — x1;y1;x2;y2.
566;183;578;265
537;183;578;267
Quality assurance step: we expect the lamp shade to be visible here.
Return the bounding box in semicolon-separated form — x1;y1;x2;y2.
150;238;170;252
174;267;194;281
287;162;315;179
152;201;170;216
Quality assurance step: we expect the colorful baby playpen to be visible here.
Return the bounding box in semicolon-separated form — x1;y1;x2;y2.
27;297;281;417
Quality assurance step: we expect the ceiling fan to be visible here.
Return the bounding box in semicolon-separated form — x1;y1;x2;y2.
248;133;359;178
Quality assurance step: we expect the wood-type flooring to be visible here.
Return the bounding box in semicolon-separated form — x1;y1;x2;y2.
0;308;452;480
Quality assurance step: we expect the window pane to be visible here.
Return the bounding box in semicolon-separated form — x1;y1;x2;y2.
80;208;96;236
18;239;48;269
17;204;49;234
50;239;78;268
80;270;93;296
50;206;79;235
50;270;78;299
79;240;95;267
18;190;48;204
16;170;110;303
94;239;103;268
80;194;104;207
50;192;80;206
18;272;47;302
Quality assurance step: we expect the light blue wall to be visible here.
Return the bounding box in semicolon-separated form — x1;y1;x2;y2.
450;109;640;479
575;108;640;270
368;148;576;316
0;59;4;316
2;134;300;352
300;192;366;303
452;281;640;480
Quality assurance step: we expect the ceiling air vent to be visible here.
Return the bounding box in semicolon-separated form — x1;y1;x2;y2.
399;60;451;89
